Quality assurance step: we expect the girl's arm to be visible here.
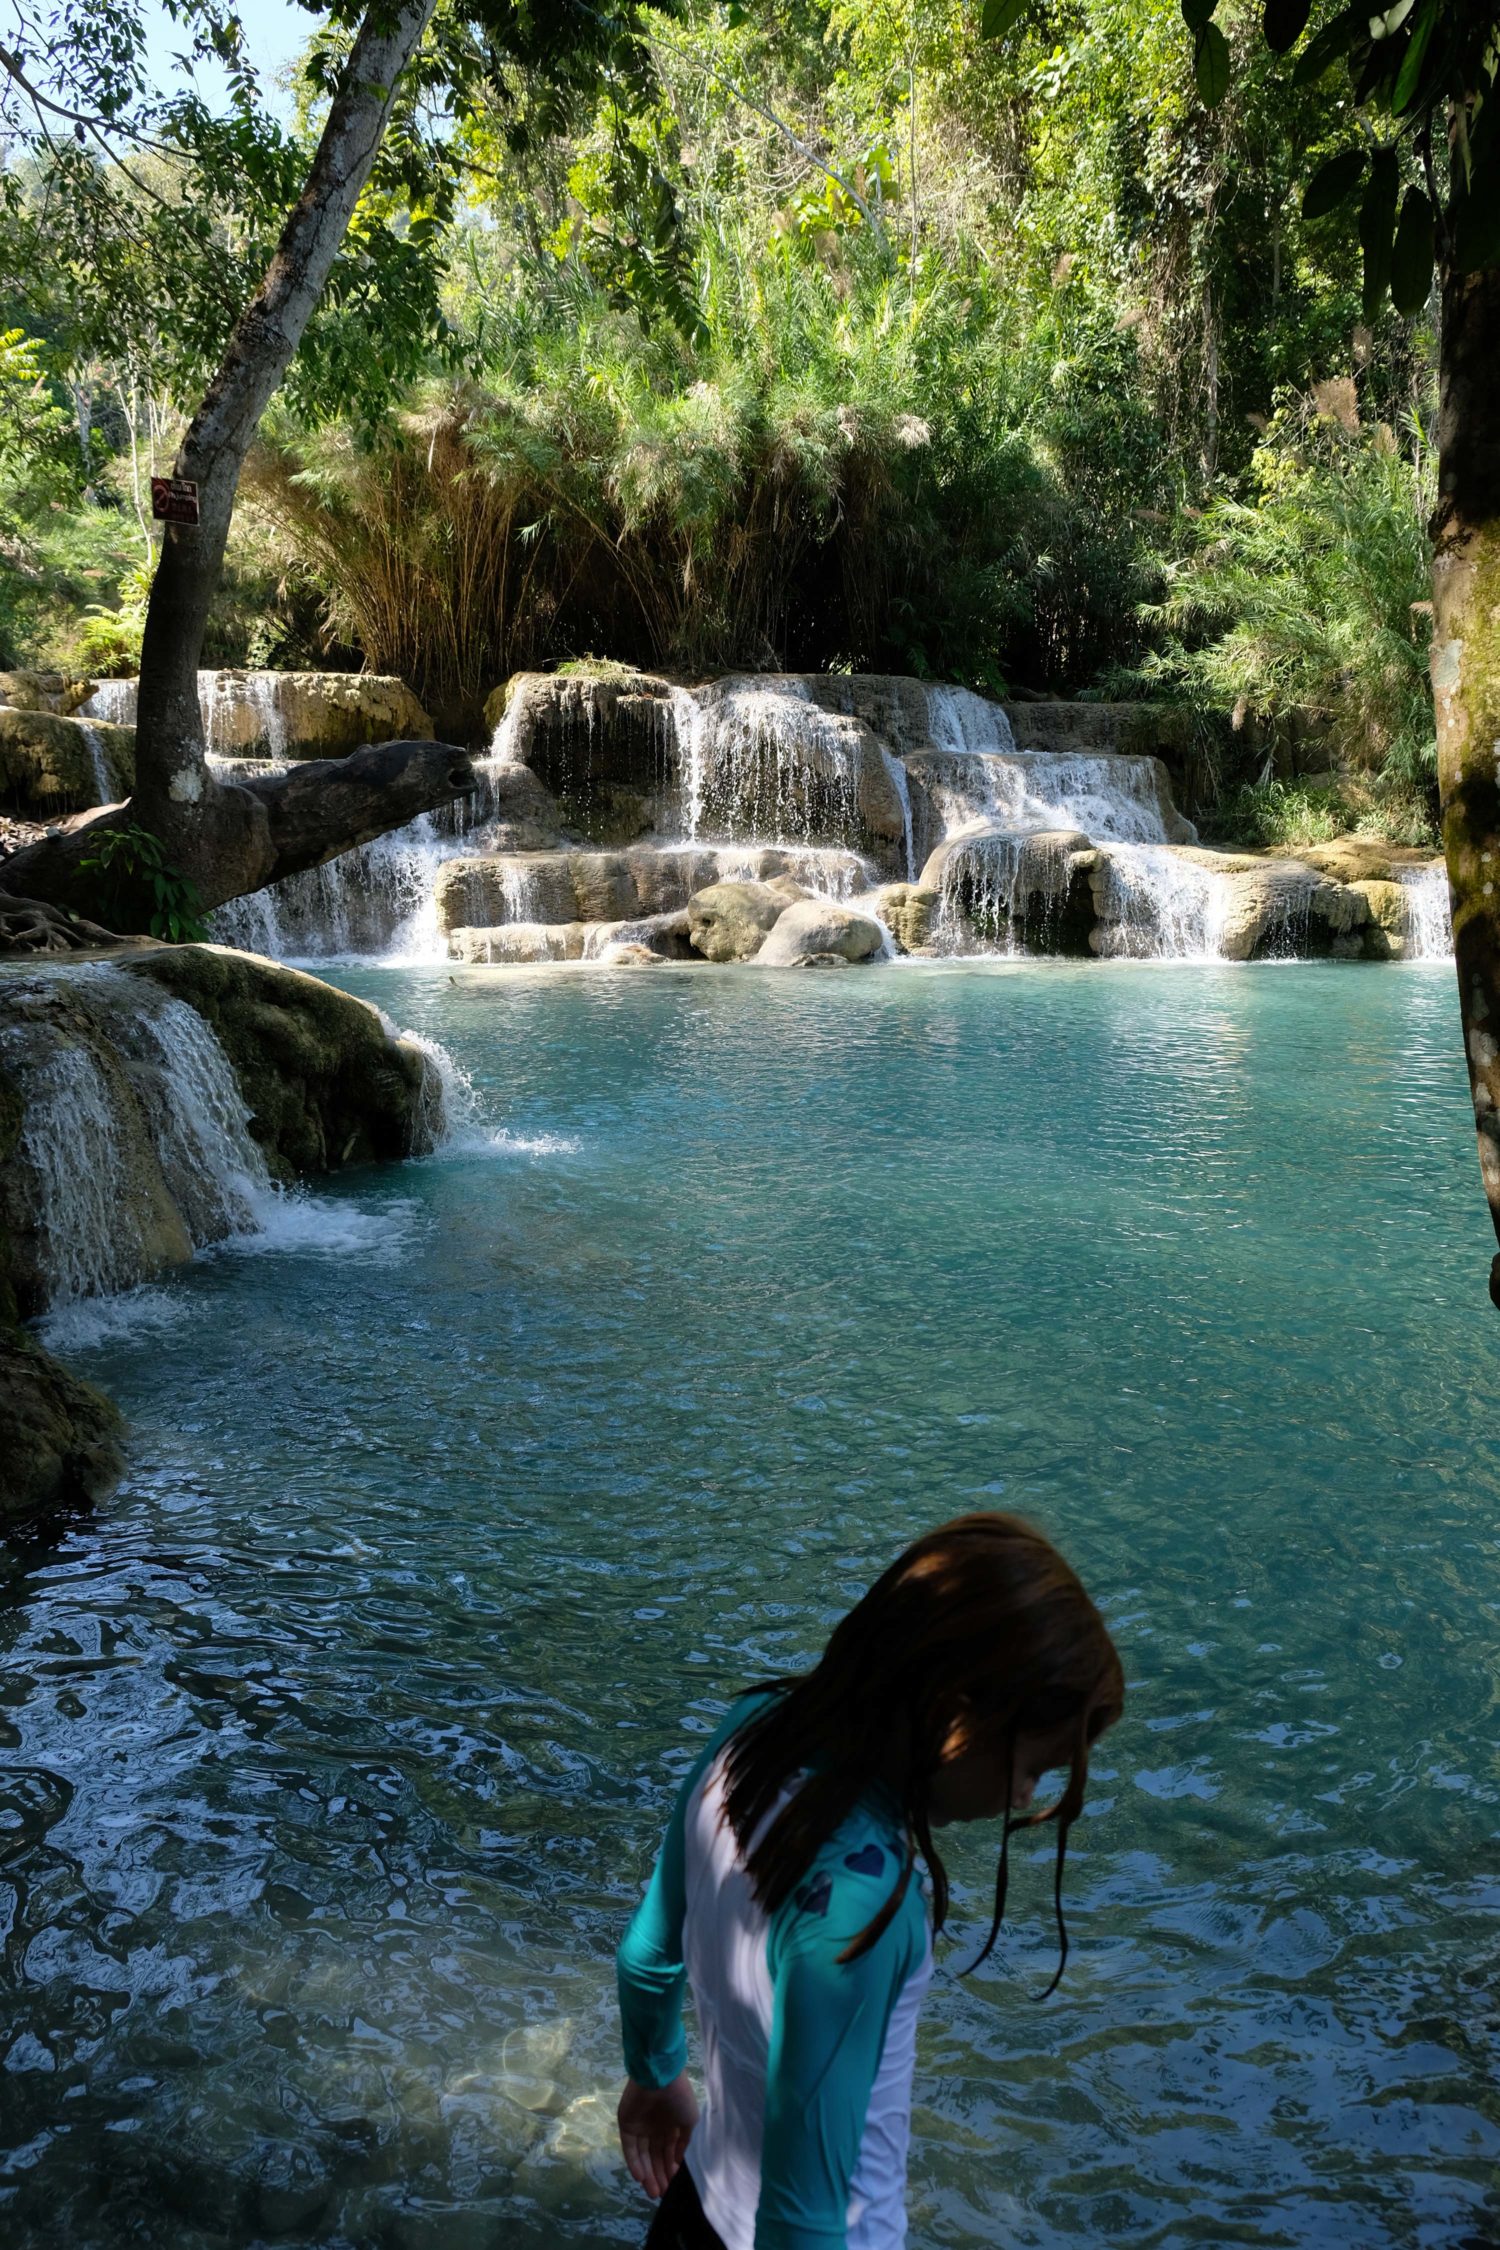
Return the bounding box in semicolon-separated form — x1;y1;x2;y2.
617;1695;770;2195
616;1756;696;2091
756;1835;927;2250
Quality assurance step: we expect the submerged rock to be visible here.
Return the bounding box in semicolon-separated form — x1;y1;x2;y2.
756;898;885;966
686;880;788;962
450;921;588;963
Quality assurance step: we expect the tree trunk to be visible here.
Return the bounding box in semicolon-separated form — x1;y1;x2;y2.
1431;256;1500;1306
3;0;446;928
1;738;476;928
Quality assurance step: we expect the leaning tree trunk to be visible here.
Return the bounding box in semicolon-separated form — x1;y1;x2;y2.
1431;255;1500;1306
1;0;456;930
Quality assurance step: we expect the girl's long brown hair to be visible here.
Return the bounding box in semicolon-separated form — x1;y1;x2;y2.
721;1512;1124;1994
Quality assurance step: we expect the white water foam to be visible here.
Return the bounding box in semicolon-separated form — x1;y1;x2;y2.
78;723;114;805
1399;863;1451;960
41;1284;191;1353
1094;845;1232;961
672;679;864;849
77;678;136;727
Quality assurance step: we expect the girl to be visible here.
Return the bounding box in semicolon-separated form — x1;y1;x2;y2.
615;1511;1124;2250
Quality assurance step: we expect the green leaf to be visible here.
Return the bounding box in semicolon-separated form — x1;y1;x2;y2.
981;0;1029;37
1263;0;1312;52
1292;4;1363;82
1359;148;1399;322
1194;20;1231;105
1181;0;1217;29
1390;186;1435;313
1391;0;1438;111
1302;147;1367;219
1368;0;1414;36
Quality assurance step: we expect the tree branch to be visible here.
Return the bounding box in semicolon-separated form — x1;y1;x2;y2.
641;24;887;246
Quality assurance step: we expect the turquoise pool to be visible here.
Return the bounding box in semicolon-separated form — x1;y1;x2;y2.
2;961;1497;2247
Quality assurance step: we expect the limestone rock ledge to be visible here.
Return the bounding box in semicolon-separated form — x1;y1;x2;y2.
0;943;440;1526
123;945;438;1181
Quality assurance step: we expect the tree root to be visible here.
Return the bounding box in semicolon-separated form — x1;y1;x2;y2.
0;892;126;955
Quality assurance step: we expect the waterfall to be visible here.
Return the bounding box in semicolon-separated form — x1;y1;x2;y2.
211;814;453;962
3;963;461;1322
2;966;273;1307
82;672;291;758
5;1034;144;1303
670;679;863;848
78;723;113;805
926;683;1018;759
107;985;270;1242
1399;863;1452;960
933;829;1082;954
78;678;136;727
880;745;916;883
1094;845;1231;960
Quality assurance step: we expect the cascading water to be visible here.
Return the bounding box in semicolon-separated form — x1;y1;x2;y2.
168;665;1446;968
77;677;136;728
2;963;460;1334
1399;862;1452;960
1093;845;1232;961
1;966;274;1306
212;813;455;961
78;722;113;804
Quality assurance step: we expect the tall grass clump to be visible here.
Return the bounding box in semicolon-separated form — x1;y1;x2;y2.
246;237;1157;732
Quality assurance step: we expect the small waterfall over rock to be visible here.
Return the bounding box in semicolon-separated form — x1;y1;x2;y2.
181;664;1447;967
78;723;113;804
77;678;136;729
0;956;458;1321
1;965;273;1308
1092;845;1233;961
1399;863;1452;960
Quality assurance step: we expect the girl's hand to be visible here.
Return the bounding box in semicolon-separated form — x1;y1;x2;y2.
617;2070;699;2199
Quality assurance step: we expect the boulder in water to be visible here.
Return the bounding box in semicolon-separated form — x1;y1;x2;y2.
756;898;885;966
870;882;939;954
131;947;440;1175
687;880;788;962
597;941;672;965
0;1329;123;1522
0;944;445;1520
1348;878;1408;958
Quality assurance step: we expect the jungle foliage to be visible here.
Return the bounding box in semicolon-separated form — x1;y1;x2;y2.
0;0;1455;832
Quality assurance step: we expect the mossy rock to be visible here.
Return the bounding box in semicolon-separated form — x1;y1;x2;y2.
123;945;435;1182
0;707;134;816
0;1047;123;1525
0;1329;123;1522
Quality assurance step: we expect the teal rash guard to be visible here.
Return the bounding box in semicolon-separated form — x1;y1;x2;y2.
617;1697;933;2250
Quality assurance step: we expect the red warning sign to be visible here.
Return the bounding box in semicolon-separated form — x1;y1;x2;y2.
151;475;200;525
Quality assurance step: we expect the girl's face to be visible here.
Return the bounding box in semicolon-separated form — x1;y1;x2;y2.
928;1712;1081;1827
